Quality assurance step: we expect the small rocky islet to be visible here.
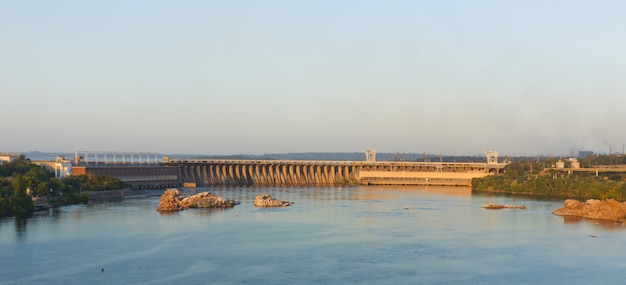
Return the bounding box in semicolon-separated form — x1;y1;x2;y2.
481;203;526;209
253;194;294;207
156;189;293;211
552;199;626;221
156;188;239;211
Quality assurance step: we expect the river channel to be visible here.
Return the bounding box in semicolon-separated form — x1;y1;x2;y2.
2;186;625;284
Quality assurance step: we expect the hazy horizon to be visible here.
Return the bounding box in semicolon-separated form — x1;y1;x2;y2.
13;149;615;159
2;1;625;156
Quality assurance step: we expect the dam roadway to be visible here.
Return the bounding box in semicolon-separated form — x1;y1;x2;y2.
167;159;506;187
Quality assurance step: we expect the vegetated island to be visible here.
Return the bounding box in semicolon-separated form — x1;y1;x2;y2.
472;155;626;221
0;156;128;218
472;155;626;200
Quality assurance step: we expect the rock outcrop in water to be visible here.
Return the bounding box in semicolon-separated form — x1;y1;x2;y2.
481;203;525;209
156;188;239;211
552;199;626;221
156;189;185;211
253;194;294;207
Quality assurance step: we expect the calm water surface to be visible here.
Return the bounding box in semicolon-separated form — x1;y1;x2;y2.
2;186;625;284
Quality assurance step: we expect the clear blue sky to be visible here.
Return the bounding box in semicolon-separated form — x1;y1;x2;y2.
2;0;625;156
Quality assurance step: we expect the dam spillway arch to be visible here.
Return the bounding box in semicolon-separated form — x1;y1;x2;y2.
178;160;361;186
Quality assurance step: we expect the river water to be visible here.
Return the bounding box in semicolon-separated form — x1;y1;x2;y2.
2;186;625;285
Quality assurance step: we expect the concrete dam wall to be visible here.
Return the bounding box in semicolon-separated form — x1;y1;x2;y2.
179;161;359;185
175;160;504;186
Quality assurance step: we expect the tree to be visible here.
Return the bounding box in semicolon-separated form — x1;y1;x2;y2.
9;175;34;217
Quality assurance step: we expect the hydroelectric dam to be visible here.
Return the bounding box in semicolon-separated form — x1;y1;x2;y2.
166;151;507;187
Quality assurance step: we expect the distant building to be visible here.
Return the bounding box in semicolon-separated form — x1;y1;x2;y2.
556;160;565;169
578;151;594;159
556;158;580;169
54;156;72;179
0;152;20;163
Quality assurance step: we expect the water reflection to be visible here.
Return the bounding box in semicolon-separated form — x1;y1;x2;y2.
191;185;472;203
562;215;626;230
471;189;565;202
6;185;626;285
157;210;178;216
14;217;27;242
140;186;626;232
158;207;234;217
7;186;626;240
418;185;473;196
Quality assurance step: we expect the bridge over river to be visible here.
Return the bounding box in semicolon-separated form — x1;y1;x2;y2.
167;158;507;187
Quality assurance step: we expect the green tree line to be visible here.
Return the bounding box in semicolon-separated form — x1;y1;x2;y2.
0;157;127;217
472;155;626;200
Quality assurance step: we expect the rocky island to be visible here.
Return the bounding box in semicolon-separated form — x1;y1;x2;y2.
481;203;526;209
552;199;626;221
253;194;294;207
156;188;239;211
